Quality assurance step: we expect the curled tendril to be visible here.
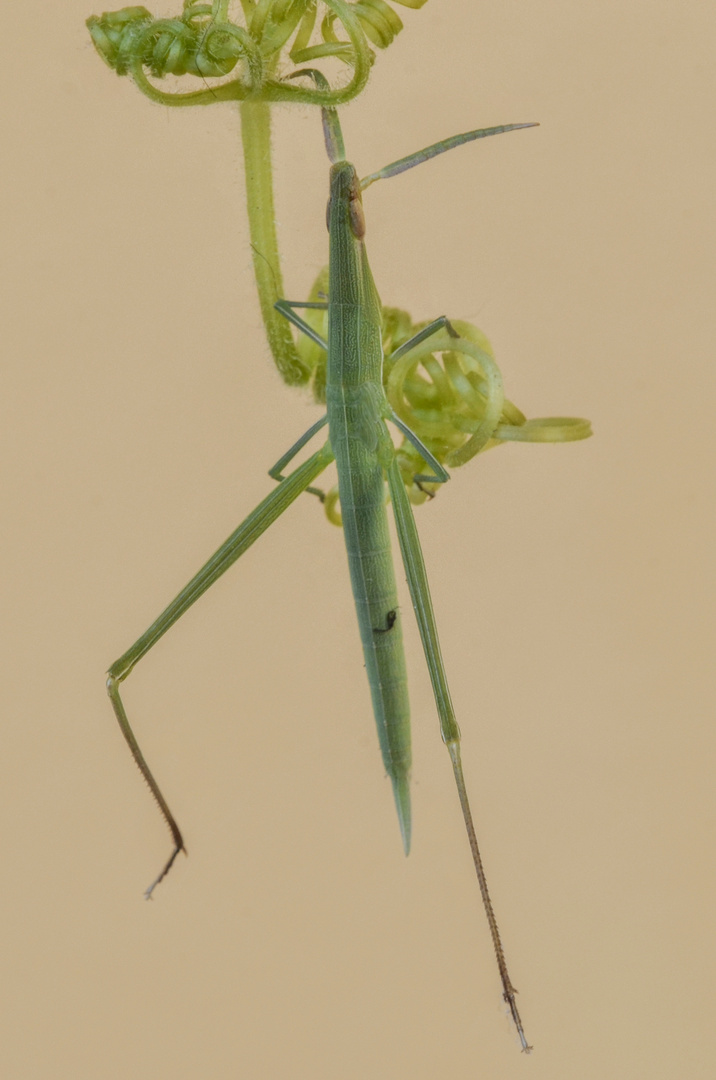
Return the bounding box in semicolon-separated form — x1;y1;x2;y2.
87;0;423;107
318;0;407;53
293;268;592;520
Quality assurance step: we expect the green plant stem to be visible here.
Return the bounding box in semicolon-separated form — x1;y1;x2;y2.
240;99;309;386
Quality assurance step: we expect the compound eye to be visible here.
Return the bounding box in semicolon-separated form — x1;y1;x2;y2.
349;177;367;238
349;191;366;239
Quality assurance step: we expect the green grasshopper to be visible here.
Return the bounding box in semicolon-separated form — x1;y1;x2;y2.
106;96;589;1050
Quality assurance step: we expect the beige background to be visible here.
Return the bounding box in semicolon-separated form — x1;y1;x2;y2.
2;2;714;1077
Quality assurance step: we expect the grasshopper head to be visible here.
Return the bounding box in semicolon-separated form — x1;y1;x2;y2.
327;162;366;240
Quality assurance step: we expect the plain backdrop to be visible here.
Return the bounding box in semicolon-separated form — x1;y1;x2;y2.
1;2;714;1077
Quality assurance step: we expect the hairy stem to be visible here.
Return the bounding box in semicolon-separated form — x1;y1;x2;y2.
240;99;310;386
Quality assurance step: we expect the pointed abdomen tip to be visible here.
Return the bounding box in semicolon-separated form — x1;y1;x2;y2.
390;774;412;855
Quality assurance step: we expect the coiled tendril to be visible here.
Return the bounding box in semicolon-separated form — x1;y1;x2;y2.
294;266;592;520
87;0;426;107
